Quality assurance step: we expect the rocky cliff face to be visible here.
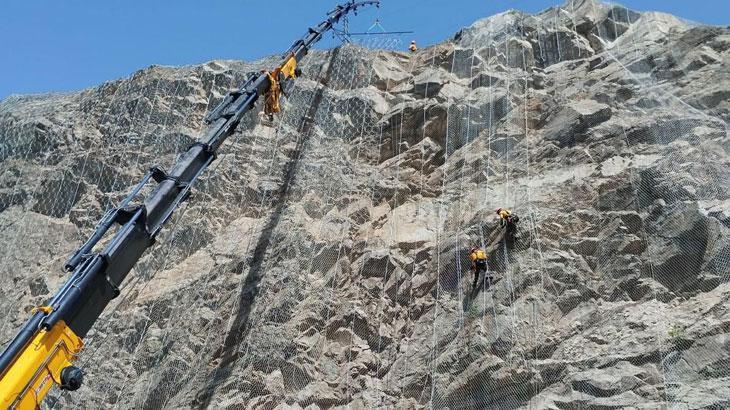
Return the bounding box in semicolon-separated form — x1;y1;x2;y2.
1;0;729;408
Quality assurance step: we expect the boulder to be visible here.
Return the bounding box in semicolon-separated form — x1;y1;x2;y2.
543;100;612;147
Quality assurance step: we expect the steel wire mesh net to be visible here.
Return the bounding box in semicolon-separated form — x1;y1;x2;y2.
0;1;728;409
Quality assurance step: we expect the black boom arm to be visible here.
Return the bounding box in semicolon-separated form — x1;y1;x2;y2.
0;2;379;405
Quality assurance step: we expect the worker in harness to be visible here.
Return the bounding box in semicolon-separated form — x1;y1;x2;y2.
469;246;488;290
496;208;519;228
409;40;418;52
263;70;281;123
262;54;302;125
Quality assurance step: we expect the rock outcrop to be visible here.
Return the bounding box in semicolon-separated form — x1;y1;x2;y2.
0;0;728;408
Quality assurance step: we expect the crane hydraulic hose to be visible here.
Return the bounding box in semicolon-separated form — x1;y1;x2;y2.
0;1;379;408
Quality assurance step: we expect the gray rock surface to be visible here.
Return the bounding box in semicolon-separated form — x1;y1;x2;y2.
0;0;728;408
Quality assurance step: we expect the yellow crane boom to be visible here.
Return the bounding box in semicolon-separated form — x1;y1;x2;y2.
0;1;379;407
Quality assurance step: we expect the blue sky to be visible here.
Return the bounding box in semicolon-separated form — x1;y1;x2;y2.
0;0;727;99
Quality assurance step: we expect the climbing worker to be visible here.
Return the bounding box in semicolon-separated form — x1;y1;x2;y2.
469;246;488;289
409;40;418;53
496;208;519;228
262;69;280;123
261;53;302;125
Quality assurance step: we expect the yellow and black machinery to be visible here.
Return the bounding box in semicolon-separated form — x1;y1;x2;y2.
0;1;379;408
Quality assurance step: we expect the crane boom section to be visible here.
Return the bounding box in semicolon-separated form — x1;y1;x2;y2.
0;1;379;407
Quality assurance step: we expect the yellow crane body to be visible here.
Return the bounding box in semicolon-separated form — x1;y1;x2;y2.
0;321;83;409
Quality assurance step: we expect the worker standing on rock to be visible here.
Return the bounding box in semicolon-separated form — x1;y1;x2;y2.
469;246;488;290
409;40;418;52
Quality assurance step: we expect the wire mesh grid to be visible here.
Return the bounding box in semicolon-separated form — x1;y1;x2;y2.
0;3;728;409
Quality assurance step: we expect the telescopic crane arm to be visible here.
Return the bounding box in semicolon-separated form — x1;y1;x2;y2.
0;2;378;408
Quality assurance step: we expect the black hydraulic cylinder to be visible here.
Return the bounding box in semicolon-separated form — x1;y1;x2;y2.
65;170;153;271
0;312;44;377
